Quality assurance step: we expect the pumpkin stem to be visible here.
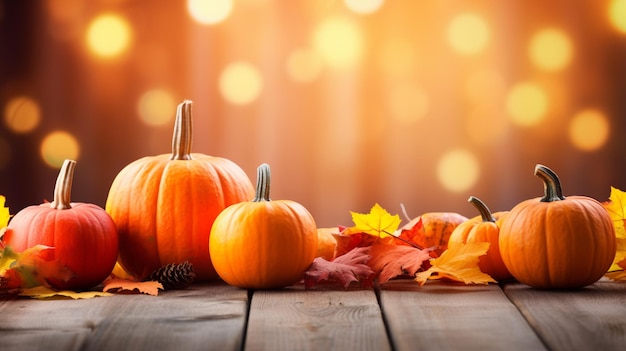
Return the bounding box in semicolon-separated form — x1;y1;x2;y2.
468;196;495;222
170;100;193;161
253;163;271;202
535;164;565;202
50;159;76;210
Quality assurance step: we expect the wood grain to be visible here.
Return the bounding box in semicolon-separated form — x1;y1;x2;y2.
0;283;248;351
379;280;547;351
503;278;626;351
245;286;391;351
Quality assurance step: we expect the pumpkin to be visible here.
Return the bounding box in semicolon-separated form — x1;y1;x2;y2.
499;164;616;289
406;212;468;256
2;159;119;290
316;227;339;261
209;163;318;289
448;196;512;282
105;100;254;281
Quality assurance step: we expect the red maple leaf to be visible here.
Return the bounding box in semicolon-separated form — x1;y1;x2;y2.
303;247;375;289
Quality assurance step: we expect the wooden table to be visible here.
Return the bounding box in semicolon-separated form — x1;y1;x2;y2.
1;278;625;351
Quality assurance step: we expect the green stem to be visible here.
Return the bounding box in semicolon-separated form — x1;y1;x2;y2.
534;164;565;202
170;100;193;161
50;159;76;210
468;196;495;222
253;163;271;202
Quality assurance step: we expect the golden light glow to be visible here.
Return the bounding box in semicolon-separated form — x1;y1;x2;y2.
3;96;41;134
378;39;418;77
313;17;364;69
506;82;548;127
0;137;11;170
437;149;480;193
137;90;177;126
447;13;490;55
609;0;626;34
529;29;573;71
344;0;385;14
219;61;263;105
568;109;610;151
388;83;429;123
465;69;506;108
187;0;233;25
286;48;324;83
40;131;80;168
86;14;132;58
466;110;508;146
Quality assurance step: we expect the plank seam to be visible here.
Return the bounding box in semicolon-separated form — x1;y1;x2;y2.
375;283;397;351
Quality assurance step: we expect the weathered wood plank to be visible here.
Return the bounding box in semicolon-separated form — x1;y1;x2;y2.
380;280;547;351
503;278;626;351
245;286;391;351
0;283;248;351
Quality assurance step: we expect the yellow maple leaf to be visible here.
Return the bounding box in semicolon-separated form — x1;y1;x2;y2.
602;186;626;272
0;195;10;229
19;286;112;299
343;203;401;238
414;241;496;285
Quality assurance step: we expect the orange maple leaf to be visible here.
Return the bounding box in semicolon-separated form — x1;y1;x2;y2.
304;247;374;289
103;278;163;296
368;243;432;283
414;242;496;285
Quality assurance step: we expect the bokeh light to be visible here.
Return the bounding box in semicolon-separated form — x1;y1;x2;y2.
529;28;573;71
344;0;385;14
187;0;233;25
40;131;80;168
465;110;508;146
436;149;480;193
378;39;418;77
447;13;490;55
86;14;132;58
609;0;626;34
506;82;548;127
3;96;41;134
568;109;610;151
137;89;177;126
219;61;263;105
465;69;507;108
313;17;364;69
286;48;324;83
388;83;430;124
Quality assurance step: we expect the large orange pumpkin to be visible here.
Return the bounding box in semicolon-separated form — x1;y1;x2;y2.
105;100;254;281
499;164;616;289
209;163;318;289
448;196;512;282
3;160;119;290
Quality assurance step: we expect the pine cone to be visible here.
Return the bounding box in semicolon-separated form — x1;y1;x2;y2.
147;261;196;290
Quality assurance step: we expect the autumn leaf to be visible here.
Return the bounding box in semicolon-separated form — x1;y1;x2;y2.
304;247;375;289
602;186;626;272
414;242;496;285
19;286;112;299
368;243;433;283
0;195;9;229
343;203;401;238
0;245;73;290
103;278;163;296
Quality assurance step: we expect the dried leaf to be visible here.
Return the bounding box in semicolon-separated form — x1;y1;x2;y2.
0;195;9;229
103;278;163;296
0;245;73;290
394;216;424;247
304;247;374;289
19;286;112;299
368;243;432;283
343;203;401;238
414;242;496;285
602;186;626;271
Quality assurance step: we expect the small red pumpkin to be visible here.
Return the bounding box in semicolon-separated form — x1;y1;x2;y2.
499;164;616;289
209;163;318;289
448;196;512;282
105;100;254;281
3;159;119;290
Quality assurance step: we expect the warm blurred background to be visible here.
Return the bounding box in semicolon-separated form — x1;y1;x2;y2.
1;0;626;227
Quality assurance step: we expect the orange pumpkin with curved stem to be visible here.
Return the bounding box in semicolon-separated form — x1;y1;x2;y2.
3;159;119;290
209;163;318;289
448;196;512;282
499;164;616;289
105;100;254;281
